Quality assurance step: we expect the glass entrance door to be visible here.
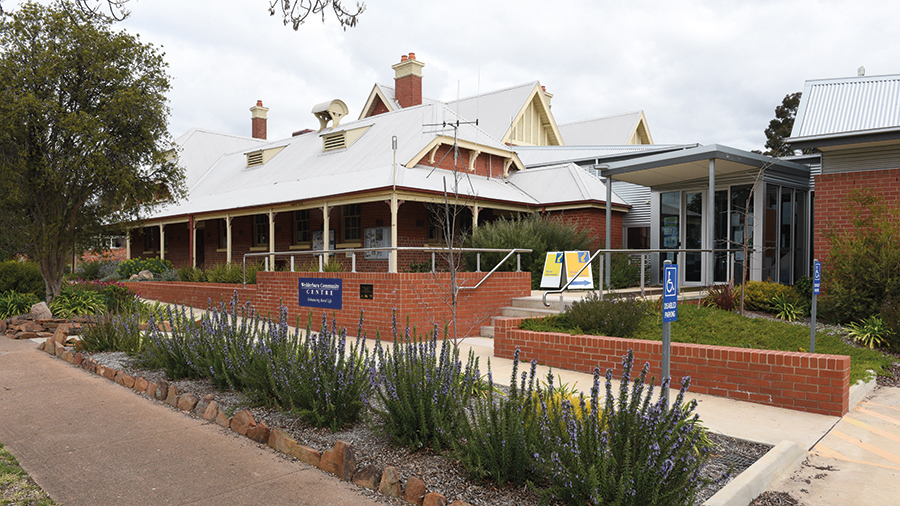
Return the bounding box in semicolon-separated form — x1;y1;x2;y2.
685;192;703;283
660;192;680;274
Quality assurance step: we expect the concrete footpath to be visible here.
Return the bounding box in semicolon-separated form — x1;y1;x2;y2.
0;336;384;506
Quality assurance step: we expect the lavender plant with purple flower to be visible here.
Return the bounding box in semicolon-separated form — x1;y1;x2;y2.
372;315;480;451
534;350;712;505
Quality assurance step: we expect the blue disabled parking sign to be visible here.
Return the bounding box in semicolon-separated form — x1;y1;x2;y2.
663;264;678;322
812;261;822;295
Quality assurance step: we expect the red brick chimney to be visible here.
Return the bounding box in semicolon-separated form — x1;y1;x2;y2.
250;100;269;140
392;53;424;108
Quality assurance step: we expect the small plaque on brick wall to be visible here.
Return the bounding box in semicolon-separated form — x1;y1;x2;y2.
360;284;373;300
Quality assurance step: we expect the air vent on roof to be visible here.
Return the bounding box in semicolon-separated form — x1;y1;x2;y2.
247;151;264;167
323;132;346;151
245;146;286;168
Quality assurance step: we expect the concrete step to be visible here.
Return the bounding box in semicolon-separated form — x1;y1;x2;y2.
499;306;560;318
510;297;567;311
479;325;494;338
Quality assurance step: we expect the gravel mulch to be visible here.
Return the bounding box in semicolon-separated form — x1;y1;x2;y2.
89;351;780;506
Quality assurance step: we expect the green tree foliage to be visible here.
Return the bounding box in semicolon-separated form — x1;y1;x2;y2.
763;92;801;157
822;189;900;323
465;213;593;289
0;3;184;300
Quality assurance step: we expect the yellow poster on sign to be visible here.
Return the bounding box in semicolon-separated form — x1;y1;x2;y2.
565;251;593;289
540;252;564;289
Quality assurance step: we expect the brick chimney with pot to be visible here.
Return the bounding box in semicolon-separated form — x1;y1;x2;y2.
250;100;269;140
392;53;424;108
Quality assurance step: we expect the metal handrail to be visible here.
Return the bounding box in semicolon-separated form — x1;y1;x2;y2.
242;246;532;287
541;248;745;308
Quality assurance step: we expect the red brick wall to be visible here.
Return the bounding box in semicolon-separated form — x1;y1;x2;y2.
125;271;531;340
546;208;626;251
814;168;900;263
493;317;850;417
123;281;258;310
421;145;509;179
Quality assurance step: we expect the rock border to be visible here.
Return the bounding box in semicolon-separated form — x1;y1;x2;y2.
37;337;469;506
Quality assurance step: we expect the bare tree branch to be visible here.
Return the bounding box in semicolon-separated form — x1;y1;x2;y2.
7;1;367;30
271;0;366;30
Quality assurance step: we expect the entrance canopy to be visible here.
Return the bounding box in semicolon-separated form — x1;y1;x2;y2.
599;144;810;189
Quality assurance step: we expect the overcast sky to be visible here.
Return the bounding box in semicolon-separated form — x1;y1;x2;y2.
14;0;900;151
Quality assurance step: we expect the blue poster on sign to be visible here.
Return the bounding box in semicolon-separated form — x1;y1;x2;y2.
662;264;678;323
812;261;822;295
298;278;343;310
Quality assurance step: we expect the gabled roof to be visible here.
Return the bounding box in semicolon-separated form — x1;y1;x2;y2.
359;83;442;119
506;163;628;207
172;128;267;190
557;111;653;145
446;81;563;146
789;74;900;149
149;103;525;220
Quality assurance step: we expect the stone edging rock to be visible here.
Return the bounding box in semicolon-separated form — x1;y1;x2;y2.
37;337;468;506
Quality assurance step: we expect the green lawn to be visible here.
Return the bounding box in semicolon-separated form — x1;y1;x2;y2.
523;304;895;385
0;442;57;506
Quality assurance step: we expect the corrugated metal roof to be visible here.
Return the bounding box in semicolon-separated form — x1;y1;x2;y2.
172;128;267;190
791;74;900;139
507;163;627;206
149;104;526;220
514;144;691;167
444;82;539;143
557;111;645;145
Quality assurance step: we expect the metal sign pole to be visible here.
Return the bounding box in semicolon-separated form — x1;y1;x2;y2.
810;259;821;353
662;260;678;406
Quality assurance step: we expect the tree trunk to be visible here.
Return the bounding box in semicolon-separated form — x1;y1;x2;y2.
40;252;65;302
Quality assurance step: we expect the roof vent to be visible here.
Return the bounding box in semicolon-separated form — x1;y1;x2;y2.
247;151;264;167
322;131;347;151
312;99;349;131
858;65;866;77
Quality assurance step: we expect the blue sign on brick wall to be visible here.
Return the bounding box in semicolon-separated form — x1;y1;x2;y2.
662;264;678;323
298;278;343;310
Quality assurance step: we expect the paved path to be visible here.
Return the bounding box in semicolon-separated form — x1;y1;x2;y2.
0;337;385;506
766;386;900;505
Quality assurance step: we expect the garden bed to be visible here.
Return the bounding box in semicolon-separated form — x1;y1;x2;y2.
86;350;770;506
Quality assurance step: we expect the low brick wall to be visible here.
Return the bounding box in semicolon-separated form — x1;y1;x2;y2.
123;281;258;310
494;317;851;417
125;271;532;339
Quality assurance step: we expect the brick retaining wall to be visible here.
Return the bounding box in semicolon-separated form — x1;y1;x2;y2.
494;317;850;417
126;271;531;339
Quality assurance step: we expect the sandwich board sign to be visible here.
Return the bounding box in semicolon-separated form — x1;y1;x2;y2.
540;252;564;289
565;251;594;289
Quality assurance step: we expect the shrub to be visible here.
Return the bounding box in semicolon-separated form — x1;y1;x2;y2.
177;266;208;283
48;286;107;317
846;315;890;349
563;292;650;338
80;311;143;354
0;260;45;300
607;252;646;289
116;257;174;279
535;351;712;506
794;275;813;303
772;293;806;322
0;290;40;318
205;263;243;283
465;213;593;289
74;260;103;280
703;282;738;311
266;311;375;431
455;350;541;486
881;297;900;352
142;295;268;391
741;281;803;312
822;189;900;323
373;316;481;450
